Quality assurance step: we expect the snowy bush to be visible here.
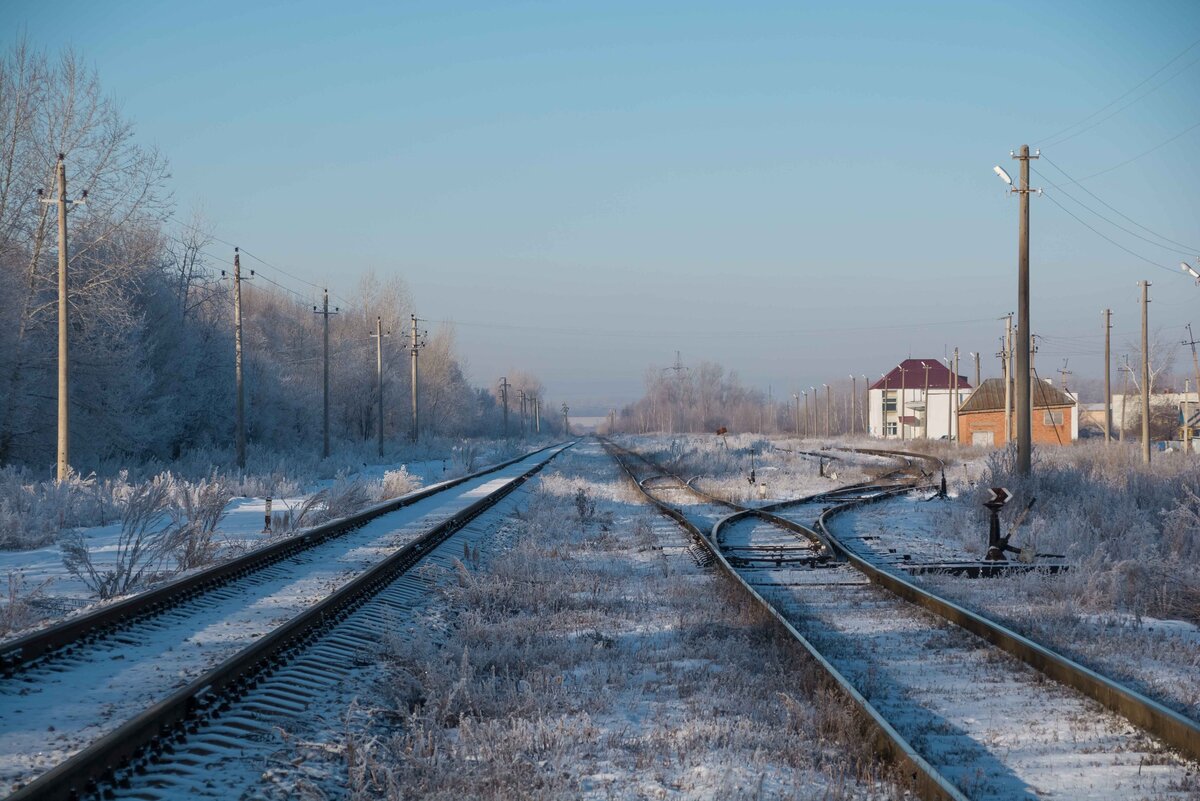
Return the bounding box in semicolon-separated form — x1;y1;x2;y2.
379;467;421;500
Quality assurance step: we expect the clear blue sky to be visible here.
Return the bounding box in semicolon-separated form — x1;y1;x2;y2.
6;0;1200;410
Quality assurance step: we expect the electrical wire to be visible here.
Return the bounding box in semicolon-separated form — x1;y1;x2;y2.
1038;190;1180;276
1040;154;1199;254
1068;118;1200;184
1036;37;1200;147
163;214;326;291
1033;167;1195;257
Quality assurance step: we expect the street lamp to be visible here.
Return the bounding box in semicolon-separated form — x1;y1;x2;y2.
1182;261;1200;283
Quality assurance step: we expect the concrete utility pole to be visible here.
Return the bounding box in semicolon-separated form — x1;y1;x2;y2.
1104;309;1113;444
1182;324;1200;454
517;390;527;437
1119;356;1131;443
860;375;868;433
945;358;953;442
921;362;931;438
1012;145;1039;476
371;317;389;457
40;154;85;481
498;376;509;440
849;376;857;435
808;387;816;436
1187;378;1193;455
882;375;890;438
953;348;960;443
803;390;810;438
408;314;425;443
824;383;831;437
899;367;908;441
973;351;981;388
1141;281;1152;464
230;248;253;469
313;290;338;459
793;392;801;437
1003;314;1013;445
1058;360;1072;391
561;402;569;436
534;396;541;434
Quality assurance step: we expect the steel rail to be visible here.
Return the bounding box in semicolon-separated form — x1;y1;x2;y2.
7;442;572;801
815;477;1200;764
0;443;559;675
601;438;967;801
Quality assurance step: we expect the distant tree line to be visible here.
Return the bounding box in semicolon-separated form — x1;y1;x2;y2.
0;42;549;473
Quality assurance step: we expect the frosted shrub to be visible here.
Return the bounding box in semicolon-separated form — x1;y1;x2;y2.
1;570;52;636
166;475;233;571
379;467;421;500
60;474;176;599
0;467;126;550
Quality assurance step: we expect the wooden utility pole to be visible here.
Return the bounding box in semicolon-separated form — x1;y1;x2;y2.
372;317;389;457
313;290;338;459
1012;145;1038;476
408;314;425;442
499;377;510;439
1104;309;1112;444
1141;281;1151;464
41;154;84;481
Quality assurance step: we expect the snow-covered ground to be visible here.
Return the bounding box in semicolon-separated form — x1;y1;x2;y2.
0;448;566;796
0;443;530;634
236;441;897;799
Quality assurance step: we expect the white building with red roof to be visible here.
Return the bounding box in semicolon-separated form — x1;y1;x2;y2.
868;358;972;440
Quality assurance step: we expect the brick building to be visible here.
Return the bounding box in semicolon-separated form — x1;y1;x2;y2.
957;378;1078;447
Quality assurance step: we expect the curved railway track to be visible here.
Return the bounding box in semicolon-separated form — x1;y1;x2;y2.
1;442;572;801
603;437;1200;800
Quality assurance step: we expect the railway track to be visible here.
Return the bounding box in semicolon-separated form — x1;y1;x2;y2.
0;442;571;800
604;437;1200;800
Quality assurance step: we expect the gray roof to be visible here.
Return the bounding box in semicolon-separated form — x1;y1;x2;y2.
959;378;1075;413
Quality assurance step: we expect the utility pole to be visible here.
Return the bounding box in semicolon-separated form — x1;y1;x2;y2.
1104;309;1112;444
882;376;891;438
824;383;832;437
371;317;390;457
899;366;908;441
1119;356;1131;443
1057;360;1072;391
313;290;338;459
972;351;981;387
223;248;254;469
499;377;510;440
849;376;857;436
860;375;868;434
561;402;569;436
39;154;85;482
517;390;527;437
1182;324;1200;454
608;409;615;434
1002;314;1013;445
534;395;541;434
952;348;960;443
407;314;426;443
921;362;931;438
1141;281;1152;464
793;392;801;437
945;357;953;442
803;390;810;438
1011;145;1039;476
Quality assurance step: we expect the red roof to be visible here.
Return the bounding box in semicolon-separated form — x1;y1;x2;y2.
870;359;972;392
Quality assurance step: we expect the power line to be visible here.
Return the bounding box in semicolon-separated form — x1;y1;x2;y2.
1039;153;1199;253
1037;37;1200;147
1033;166;1195;257
163;213;325;291
1069;118;1200;184
1039;190;1180;276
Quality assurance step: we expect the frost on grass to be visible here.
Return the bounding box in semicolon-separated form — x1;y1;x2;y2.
344;449;897;800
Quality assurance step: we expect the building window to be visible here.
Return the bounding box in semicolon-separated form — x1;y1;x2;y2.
885;422;897;436
883;391;897;412
1044;409;1064;426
